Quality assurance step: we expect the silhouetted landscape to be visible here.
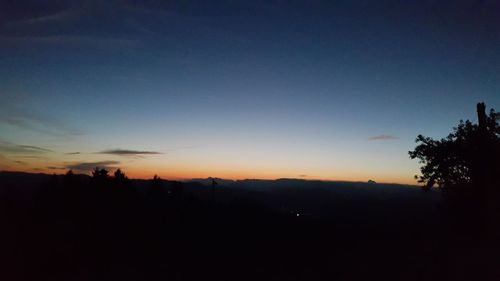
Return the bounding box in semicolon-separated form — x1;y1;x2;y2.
2;102;500;280
2;1;500;280
0;170;443;281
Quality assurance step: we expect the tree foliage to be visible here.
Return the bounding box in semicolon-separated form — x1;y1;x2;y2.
92;167;109;179
113;168;127;181
409;103;500;191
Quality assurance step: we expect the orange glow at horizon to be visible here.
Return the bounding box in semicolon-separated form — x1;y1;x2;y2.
3;164;418;185
1;143;420;186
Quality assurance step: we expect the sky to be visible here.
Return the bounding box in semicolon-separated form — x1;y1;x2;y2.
0;0;499;184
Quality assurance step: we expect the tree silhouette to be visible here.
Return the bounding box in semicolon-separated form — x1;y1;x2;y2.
66;169;74;177
91;167;109;185
151;174;163;188
63;169;77;186
148;174;165;205
113;168;127;182
409;102;500;192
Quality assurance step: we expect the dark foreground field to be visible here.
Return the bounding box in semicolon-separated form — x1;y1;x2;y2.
1;172;499;280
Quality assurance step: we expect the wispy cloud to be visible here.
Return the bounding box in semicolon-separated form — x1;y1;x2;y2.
65;152;81;155
47;166;66;170
0;105;84;137
0;35;142;50
18;145;52;152
0;2;144;50
123;4;208;23
368;135;399;141
3;6;76;26
0;141;52;154
1;115;65;136
66;161;120;172
98;149;162;156
13;155;45;159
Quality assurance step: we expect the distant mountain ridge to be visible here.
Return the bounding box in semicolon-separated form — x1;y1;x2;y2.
1;171;419;189
189;176;419;189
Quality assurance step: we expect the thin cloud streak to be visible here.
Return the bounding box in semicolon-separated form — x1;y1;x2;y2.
0;107;84;137
13;155;45;159
3;6;76;26
18;145;52;152
0;141;52;153
47;166;66;170
0;35;142;50
98;149;162;156
66;161;120;172
368;135;399;141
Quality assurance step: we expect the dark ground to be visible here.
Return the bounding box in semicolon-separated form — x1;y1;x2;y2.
1;172;499;280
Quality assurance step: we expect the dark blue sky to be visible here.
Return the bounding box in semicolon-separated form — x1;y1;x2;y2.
1;1;499;182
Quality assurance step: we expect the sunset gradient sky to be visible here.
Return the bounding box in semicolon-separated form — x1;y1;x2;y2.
1;1;499;184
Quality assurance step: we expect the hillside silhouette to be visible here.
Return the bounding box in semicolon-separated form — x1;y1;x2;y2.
0;168;497;280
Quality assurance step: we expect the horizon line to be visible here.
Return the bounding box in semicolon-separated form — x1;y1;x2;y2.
0;170;419;186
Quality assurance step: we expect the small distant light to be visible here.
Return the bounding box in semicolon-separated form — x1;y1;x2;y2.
296;213;300;217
